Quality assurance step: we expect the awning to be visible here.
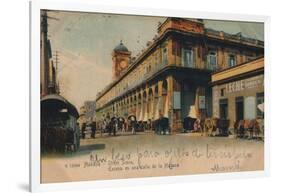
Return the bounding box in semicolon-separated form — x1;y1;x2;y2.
258;103;264;112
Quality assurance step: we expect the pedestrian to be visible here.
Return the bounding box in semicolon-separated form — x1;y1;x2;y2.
131;116;136;135
122;118;127;133
113;117;117;136
90;121;96;138
81;123;86;139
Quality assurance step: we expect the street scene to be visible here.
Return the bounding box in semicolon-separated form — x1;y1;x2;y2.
40;10;264;183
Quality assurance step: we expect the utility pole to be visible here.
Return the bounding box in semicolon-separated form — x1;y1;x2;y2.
40;10;48;96
40;10;59;96
53;50;60;94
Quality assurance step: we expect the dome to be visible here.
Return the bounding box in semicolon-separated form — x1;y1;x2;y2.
114;41;129;52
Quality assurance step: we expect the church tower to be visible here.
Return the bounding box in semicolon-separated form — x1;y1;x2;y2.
112;41;131;80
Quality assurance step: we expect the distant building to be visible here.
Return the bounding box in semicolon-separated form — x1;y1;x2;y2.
78;101;96;127
96;17;264;132
84;101;96;121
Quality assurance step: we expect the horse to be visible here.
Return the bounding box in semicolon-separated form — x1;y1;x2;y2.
233;118;264;140
255;118;264;140
203;118;219;136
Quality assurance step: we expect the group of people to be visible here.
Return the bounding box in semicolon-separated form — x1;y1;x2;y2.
97;114;138;136
81;121;96;139
96;113;170;136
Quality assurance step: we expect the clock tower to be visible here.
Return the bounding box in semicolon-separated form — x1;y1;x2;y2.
112;41;131;80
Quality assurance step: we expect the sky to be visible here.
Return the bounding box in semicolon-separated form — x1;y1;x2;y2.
46;10;264;109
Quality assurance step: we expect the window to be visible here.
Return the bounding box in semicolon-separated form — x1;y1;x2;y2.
182;48;193;67
220;88;225;97
219;99;228;119
146;64;151;73
244;96;256;119
256;92;264;118
228;54;236;67
155;52;160;66
235;96;244;121
162;47;168;65
207;51;217;70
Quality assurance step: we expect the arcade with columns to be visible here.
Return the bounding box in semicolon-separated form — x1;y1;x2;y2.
95;17;263;133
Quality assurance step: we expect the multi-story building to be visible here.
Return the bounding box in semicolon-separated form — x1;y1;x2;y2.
96;17;264;132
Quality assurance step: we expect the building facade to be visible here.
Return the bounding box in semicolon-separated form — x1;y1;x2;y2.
211;57;264;129
96;17;264;132
40;10;59;97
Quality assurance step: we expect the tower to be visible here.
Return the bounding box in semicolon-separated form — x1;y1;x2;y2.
112;41;131;80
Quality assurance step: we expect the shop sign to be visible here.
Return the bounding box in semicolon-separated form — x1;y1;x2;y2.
199;96;205;109
225;76;263;94
173;91;181;109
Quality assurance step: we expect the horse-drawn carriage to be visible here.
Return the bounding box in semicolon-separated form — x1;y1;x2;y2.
183;117;197;132
182;116;263;139
182;117;230;137
41;94;80;153
153;117;170;135
234;119;264;140
203;118;230;136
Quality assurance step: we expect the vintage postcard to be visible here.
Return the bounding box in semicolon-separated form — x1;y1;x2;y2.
39;9;265;184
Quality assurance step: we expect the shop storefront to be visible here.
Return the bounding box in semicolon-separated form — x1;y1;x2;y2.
211;57;264;129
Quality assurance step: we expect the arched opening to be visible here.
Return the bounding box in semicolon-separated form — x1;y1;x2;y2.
154;85;160;120
148;88;153;120
154;85;159;98
162;79;168;96
138;93;142;104
143;91;147;121
162;79;168;118
137;93;142;121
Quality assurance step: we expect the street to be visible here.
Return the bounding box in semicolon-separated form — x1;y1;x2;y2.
41;133;264;183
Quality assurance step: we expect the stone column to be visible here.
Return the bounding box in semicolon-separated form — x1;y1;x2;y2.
195;87;206;119
137;91;143;121
135;94;138;116
157;81;163;118
149;85;155;121
166;76;175;132
153;85;159;120
143;88;149;122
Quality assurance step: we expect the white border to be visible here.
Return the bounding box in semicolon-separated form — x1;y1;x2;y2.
30;0;270;192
